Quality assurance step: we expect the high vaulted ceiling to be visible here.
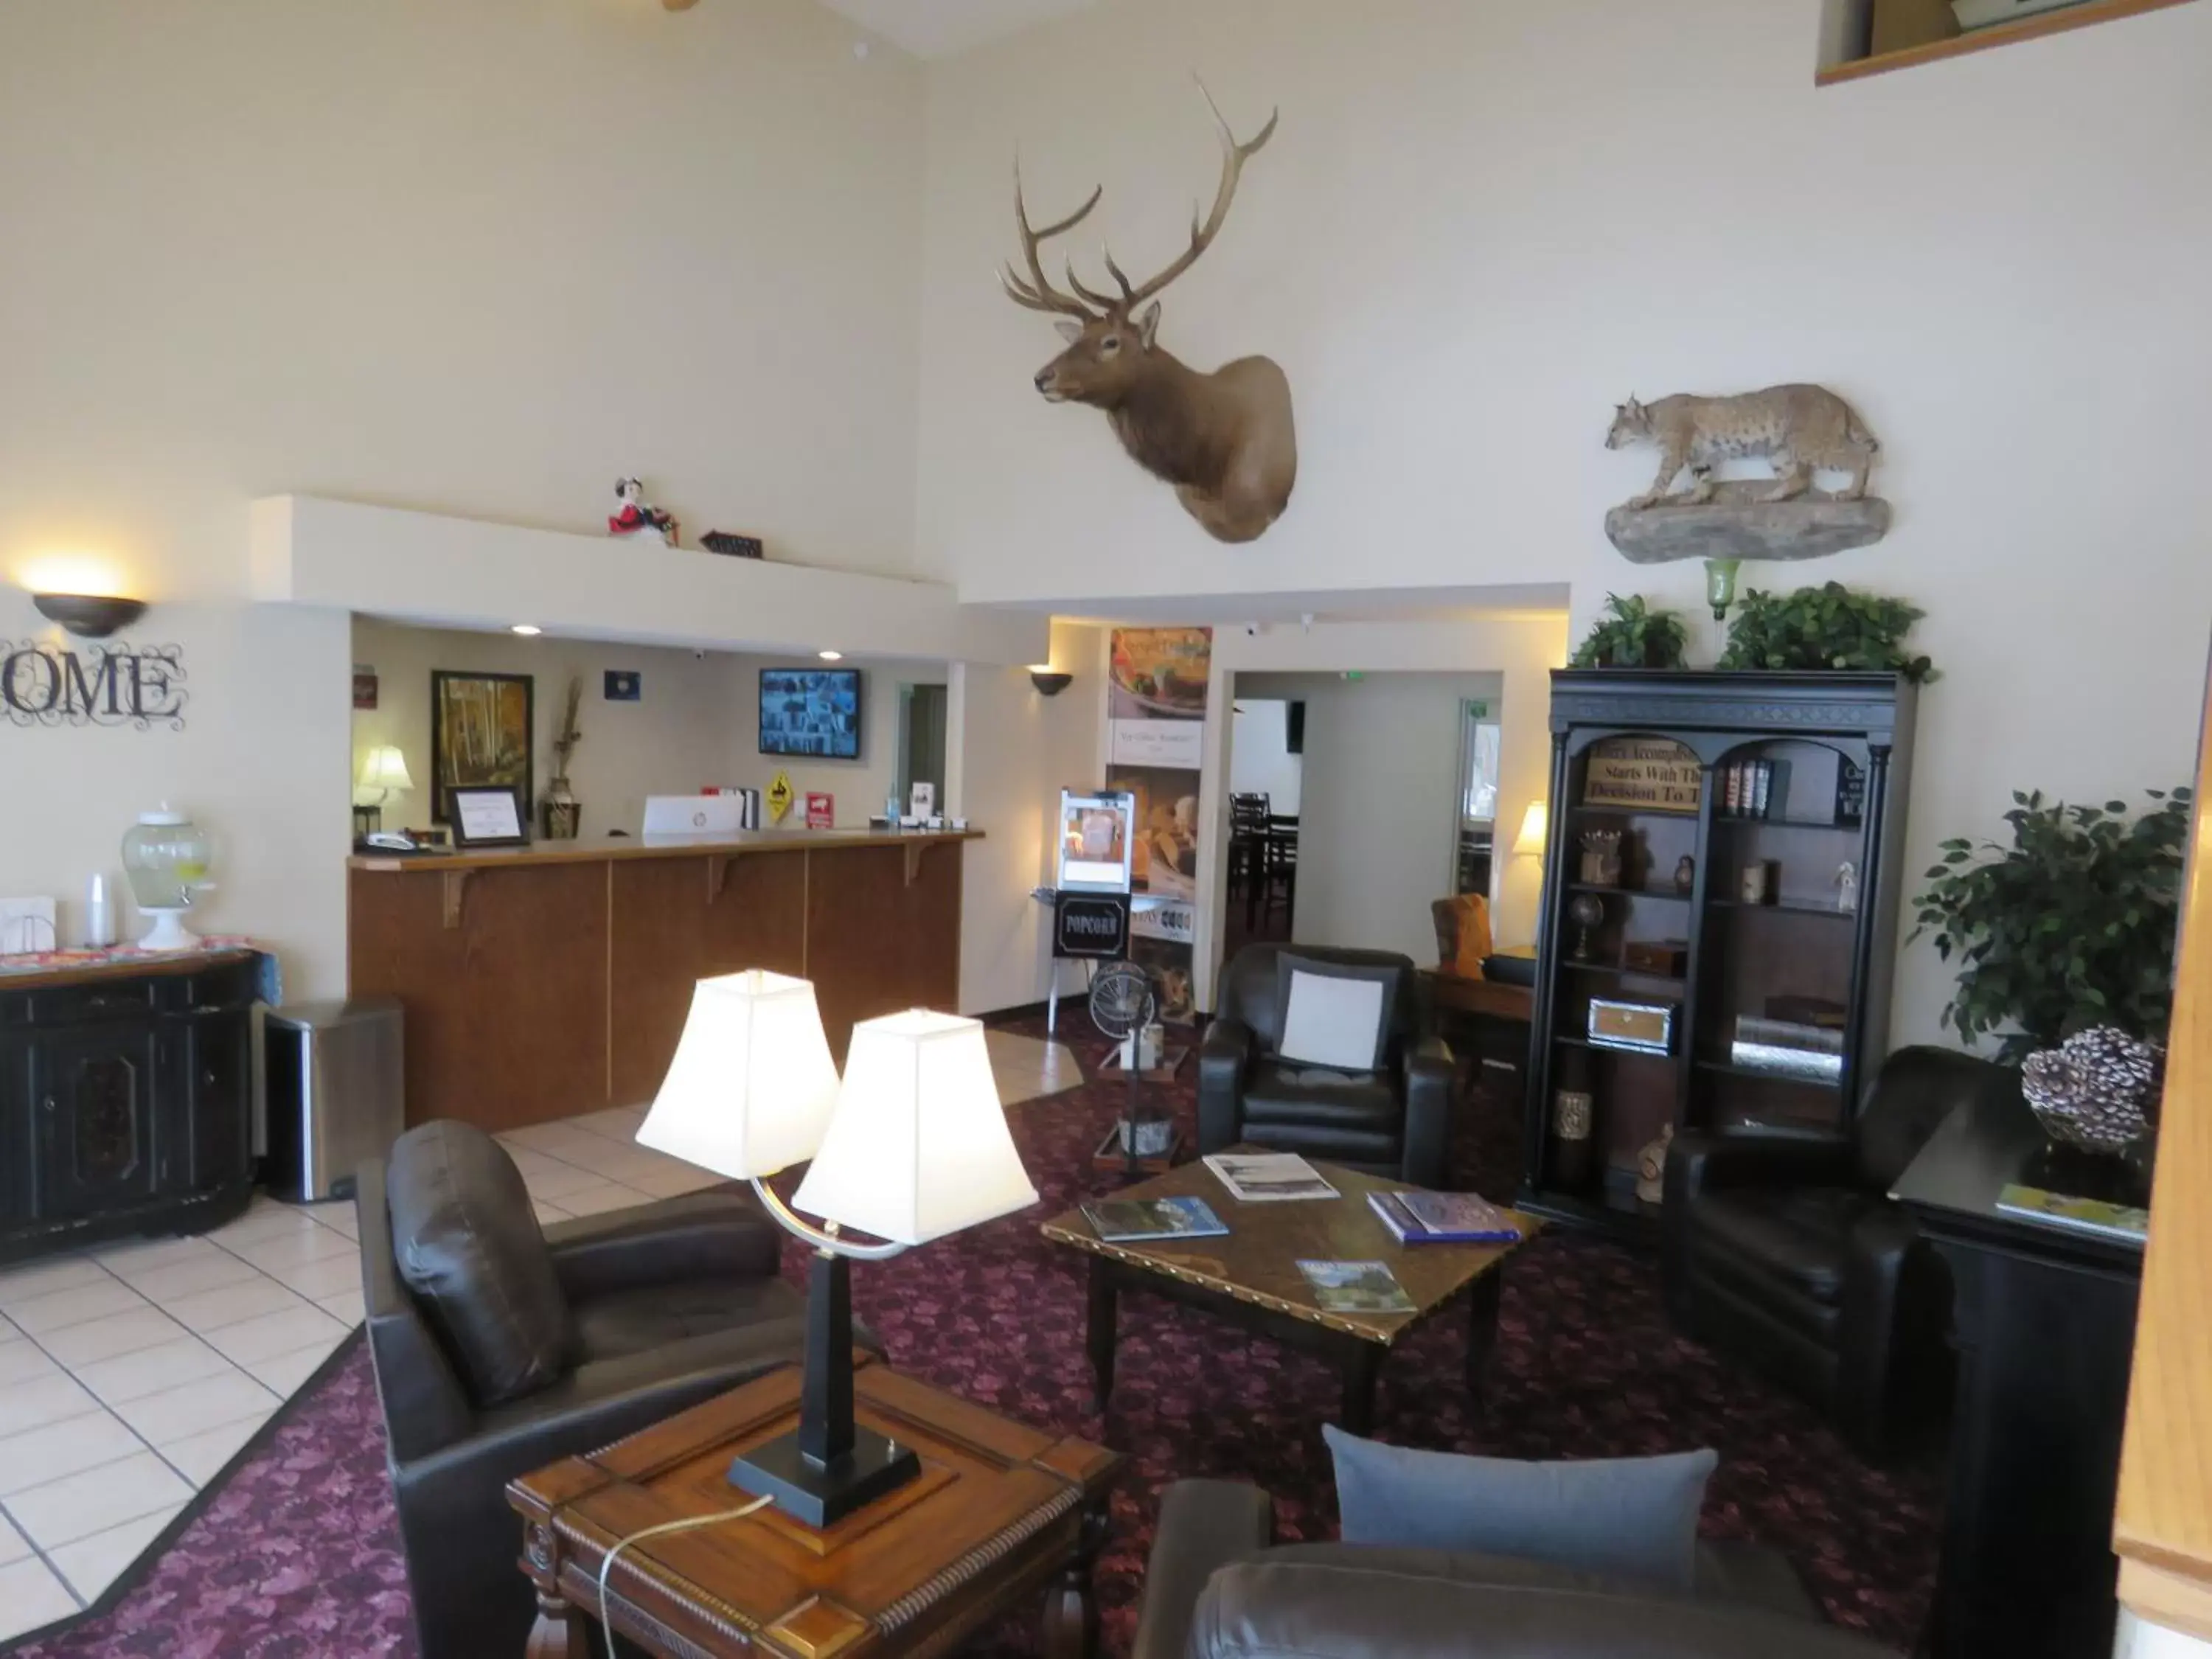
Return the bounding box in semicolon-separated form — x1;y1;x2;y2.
811;0;1096;60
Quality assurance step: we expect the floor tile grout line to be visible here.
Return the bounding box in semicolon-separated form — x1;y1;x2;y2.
0;1495;88;1613
4;1295;274;1503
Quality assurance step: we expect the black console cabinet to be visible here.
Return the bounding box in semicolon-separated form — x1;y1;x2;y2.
0;950;262;1266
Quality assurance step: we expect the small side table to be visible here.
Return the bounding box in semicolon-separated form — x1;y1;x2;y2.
508;1359;1119;1659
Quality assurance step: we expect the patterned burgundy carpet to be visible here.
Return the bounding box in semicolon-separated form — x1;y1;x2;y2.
9;1021;1940;1657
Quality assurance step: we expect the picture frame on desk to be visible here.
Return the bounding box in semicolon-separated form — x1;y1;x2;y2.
448;785;529;848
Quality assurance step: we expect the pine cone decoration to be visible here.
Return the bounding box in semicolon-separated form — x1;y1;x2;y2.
2022;1026;2163;1155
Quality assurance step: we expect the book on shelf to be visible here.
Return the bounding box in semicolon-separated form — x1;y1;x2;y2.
1082;1196;1230;1245
1995;1184;2148;1244
1368;1189;1523;1245
1297;1259;1416;1314
1203;1152;1340;1203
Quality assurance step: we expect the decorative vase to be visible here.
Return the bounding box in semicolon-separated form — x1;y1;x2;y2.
1673;855;1695;895
541;779;580;841
2022;1026;2163;1157
1550;1089;1595;1190
1635;1123;1674;1206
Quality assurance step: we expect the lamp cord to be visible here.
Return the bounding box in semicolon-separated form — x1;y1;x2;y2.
593;1494;774;1659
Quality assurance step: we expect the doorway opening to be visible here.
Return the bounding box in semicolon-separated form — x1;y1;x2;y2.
897;683;947;813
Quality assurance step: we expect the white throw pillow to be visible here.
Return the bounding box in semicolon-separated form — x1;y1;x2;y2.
1278;969;1389;1071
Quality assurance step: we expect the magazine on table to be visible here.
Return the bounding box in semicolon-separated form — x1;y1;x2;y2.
1082;1196;1231;1245
1203;1152;1340;1203
1368;1189;1523;1245
1995;1183;2148;1244
1297;1259;1415;1315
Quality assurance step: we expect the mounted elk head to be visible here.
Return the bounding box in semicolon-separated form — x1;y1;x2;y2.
1001;82;1296;545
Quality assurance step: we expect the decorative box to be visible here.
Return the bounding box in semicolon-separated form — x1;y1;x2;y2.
1624;940;1689;977
701;531;765;559
1587;998;1677;1056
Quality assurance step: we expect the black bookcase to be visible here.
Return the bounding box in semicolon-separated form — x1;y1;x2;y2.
1519;670;1919;1238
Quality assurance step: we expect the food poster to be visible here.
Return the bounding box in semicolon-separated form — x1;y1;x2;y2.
1107;627;1211;1024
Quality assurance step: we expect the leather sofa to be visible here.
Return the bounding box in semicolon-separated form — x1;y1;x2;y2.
1662;1046;1995;1457
358;1120;833;1659
1199;944;1454;1186
1133;1480;1898;1659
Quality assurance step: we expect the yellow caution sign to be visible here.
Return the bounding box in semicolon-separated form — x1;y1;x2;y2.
766;770;795;824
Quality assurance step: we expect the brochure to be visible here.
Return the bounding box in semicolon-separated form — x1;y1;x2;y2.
1082;1196;1231;1245
1368;1189;1521;1245
1995;1183;2148;1244
1297;1259;1415;1315
1203;1152;1340;1203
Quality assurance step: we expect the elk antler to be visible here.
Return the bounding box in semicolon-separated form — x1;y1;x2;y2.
998;161;1105;319
1098;77;1278;312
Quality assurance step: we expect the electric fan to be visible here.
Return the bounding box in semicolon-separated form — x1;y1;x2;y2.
1088;961;1169;1178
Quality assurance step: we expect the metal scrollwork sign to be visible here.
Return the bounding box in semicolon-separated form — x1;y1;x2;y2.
1;641;189;730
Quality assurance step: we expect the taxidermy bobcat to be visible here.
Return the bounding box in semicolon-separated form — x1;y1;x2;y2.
1606;385;1879;509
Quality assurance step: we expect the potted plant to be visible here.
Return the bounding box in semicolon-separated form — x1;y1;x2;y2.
1570;594;1688;670
1717;582;1935;682
1913;786;2191;1152
542;676;584;840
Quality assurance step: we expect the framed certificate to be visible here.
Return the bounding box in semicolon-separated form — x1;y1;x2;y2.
449;785;527;847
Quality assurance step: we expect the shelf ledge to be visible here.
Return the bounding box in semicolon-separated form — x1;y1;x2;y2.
1817;0;2198;86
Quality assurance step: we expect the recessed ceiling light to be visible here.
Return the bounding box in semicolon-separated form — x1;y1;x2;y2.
818;650;844;661
511;625;543;637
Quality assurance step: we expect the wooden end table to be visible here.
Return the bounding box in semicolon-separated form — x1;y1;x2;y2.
507;1359;1119;1659
1041;1153;1539;1434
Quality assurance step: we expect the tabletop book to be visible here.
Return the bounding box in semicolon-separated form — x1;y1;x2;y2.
1297;1259;1415;1314
1082;1196;1230;1245
1995;1183;2149;1243
1368;1189;1523;1245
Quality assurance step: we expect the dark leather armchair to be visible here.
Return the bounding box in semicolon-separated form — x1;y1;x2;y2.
1663;1046;2000;1457
1133;1479;1896;1659
1199;945;1453;1186
358;1121;831;1659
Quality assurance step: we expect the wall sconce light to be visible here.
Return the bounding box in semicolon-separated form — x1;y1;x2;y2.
1029;667;1073;698
32;594;148;639
1513;800;1549;858
1704;558;1742;622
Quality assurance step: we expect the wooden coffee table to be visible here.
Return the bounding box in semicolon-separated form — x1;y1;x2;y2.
1040;1152;1539;1434
507;1358;1119;1658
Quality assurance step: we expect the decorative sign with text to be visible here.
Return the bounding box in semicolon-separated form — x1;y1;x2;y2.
805;792;834;830
1053;892;1130;960
1582;737;1701;813
1;642;188;730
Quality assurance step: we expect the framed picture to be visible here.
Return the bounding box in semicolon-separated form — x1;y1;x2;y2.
431;669;534;825
449;785;528;847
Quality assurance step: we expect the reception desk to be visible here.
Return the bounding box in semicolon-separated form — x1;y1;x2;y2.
347;831;975;1132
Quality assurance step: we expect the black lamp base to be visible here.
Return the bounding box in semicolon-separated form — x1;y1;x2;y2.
728;1427;921;1528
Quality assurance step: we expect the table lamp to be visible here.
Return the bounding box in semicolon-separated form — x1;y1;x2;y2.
637;973;1038;1526
355;745;415;835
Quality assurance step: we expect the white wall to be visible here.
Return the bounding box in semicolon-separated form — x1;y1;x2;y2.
2119;1612;2211;1659
1194;615;1567;1004
914;0;2212;1048
1229;700;1303;815
0;0;928;997
1238;672;1503;964
947;620;1107;1015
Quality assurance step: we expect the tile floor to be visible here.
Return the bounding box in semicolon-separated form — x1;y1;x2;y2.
0;1026;1082;1643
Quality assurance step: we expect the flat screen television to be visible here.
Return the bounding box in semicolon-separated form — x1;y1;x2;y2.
759;667;862;759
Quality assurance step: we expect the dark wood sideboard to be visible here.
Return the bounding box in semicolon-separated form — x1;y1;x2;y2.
1893;1085;2146;1657
0;950;262;1267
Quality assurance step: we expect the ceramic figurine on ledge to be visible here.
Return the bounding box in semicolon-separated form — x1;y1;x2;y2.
608;477;679;546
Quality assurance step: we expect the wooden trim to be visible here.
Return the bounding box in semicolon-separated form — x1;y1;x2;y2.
349;827;982;874
1818;0;2198;85
439;870;471;930
2121;1559;2212;1644
0;947;257;992
2114;655;2212;1604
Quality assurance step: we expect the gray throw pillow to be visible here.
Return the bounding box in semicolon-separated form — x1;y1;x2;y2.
1323;1425;1717;1592
1273;953;1399;1071
386;1121;573;1408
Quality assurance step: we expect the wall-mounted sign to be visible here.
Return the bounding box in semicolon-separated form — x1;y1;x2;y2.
353;664;378;711
1;643;187;730
604;669;641;703
1582;737;1700;813
1053;892;1130;960
1108;718;1203;771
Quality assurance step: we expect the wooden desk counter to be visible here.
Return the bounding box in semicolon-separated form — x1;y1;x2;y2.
348;831;978;1132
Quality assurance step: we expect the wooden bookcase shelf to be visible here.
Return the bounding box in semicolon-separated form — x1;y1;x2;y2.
1818;0;2197;86
1520;670;1919;1241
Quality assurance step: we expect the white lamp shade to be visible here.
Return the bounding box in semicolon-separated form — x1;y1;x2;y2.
793;1009;1038;1247
356;745;415;793
1512;800;1548;857
636;970;841;1180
